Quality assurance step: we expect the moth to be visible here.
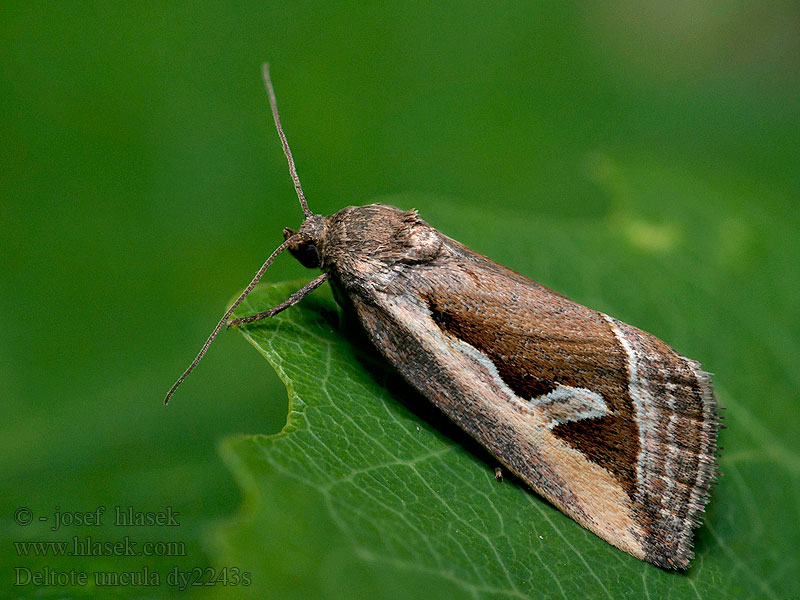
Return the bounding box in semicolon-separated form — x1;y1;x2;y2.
165;64;719;570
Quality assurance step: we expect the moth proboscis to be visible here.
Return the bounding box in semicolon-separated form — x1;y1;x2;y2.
165;64;719;570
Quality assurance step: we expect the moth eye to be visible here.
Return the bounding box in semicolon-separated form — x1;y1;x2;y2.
290;241;321;269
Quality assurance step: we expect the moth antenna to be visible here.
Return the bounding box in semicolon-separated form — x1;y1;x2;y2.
262;63;313;219
163;236;296;404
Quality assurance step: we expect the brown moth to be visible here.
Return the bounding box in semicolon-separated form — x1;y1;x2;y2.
165;64;719;570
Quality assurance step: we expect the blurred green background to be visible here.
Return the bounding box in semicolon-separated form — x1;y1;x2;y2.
2;2;798;598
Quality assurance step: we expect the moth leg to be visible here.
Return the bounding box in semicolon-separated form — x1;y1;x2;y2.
226;273;329;327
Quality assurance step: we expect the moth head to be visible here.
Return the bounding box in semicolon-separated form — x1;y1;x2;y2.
283;214;326;269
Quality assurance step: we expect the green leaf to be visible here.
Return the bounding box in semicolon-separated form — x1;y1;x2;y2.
212;170;799;599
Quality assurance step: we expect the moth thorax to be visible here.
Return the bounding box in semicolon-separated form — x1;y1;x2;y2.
400;225;442;263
